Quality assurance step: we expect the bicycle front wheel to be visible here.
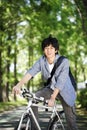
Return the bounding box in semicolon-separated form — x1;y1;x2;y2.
14;114;31;130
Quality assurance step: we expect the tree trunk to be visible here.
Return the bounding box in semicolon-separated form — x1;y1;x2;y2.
6;45;11;101
74;0;87;35
0;40;3;102
13;45;17;101
27;46;33;90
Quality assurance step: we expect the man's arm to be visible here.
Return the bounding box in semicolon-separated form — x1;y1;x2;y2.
48;88;60;107
51;88;60;99
13;73;32;94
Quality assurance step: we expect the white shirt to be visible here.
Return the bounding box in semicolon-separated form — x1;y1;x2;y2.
48;63;54;73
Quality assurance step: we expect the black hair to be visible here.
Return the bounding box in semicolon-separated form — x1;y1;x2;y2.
41;35;59;53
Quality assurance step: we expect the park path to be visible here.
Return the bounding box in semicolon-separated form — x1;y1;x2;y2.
0;106;87;130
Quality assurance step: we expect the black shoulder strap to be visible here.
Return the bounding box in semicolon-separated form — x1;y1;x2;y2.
51;56;66;78
69;68;77;91
45;56;65;86
45;56;77;91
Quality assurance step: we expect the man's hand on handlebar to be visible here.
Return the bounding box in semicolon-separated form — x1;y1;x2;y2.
12;85;21;94
48;97;55;107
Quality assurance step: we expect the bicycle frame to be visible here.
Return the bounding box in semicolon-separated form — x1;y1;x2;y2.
17;97;65;130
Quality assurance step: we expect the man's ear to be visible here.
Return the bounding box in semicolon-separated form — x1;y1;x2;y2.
55;50;58;53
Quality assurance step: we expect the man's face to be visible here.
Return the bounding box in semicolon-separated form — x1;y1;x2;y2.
44;44;57;59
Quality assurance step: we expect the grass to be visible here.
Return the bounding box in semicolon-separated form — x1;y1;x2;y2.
0;98;27;113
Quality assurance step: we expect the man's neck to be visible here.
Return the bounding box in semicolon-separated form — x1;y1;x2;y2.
47;56;55;64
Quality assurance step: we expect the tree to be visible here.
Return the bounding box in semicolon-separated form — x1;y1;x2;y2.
0;0;87;102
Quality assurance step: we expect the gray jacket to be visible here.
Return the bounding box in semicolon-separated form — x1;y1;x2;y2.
27;54;76;107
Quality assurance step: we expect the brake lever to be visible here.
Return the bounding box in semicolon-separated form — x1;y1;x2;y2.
21;88;32;98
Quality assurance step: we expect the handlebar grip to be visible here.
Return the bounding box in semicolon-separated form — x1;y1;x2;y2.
39;97;44;101
21;88;33;98
21;88;48;105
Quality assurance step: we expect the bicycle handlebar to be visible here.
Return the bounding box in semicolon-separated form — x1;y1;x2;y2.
21;88;48;104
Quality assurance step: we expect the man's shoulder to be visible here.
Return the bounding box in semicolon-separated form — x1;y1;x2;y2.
56;55;68;61
56;55;69;67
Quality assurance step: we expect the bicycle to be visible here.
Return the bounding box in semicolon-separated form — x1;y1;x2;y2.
14;88;66;130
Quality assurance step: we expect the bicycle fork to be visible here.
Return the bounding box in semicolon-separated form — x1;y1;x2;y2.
17;112;26;130
29;107;41;130
17;107;41;130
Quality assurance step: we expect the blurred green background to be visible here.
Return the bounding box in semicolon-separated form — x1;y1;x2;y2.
0;0;87;111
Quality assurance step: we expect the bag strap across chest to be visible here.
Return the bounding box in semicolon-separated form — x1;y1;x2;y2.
45;56;77;91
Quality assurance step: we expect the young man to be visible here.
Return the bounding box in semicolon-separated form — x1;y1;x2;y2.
13;35;78;130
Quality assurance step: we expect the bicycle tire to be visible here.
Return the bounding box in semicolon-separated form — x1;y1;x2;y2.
14;114;31;130
47;111;66;130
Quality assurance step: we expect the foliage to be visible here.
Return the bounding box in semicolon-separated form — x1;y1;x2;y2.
77;88;87;109
0;0;87;102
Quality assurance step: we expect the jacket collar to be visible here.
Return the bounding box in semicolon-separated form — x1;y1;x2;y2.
43;54;60;72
